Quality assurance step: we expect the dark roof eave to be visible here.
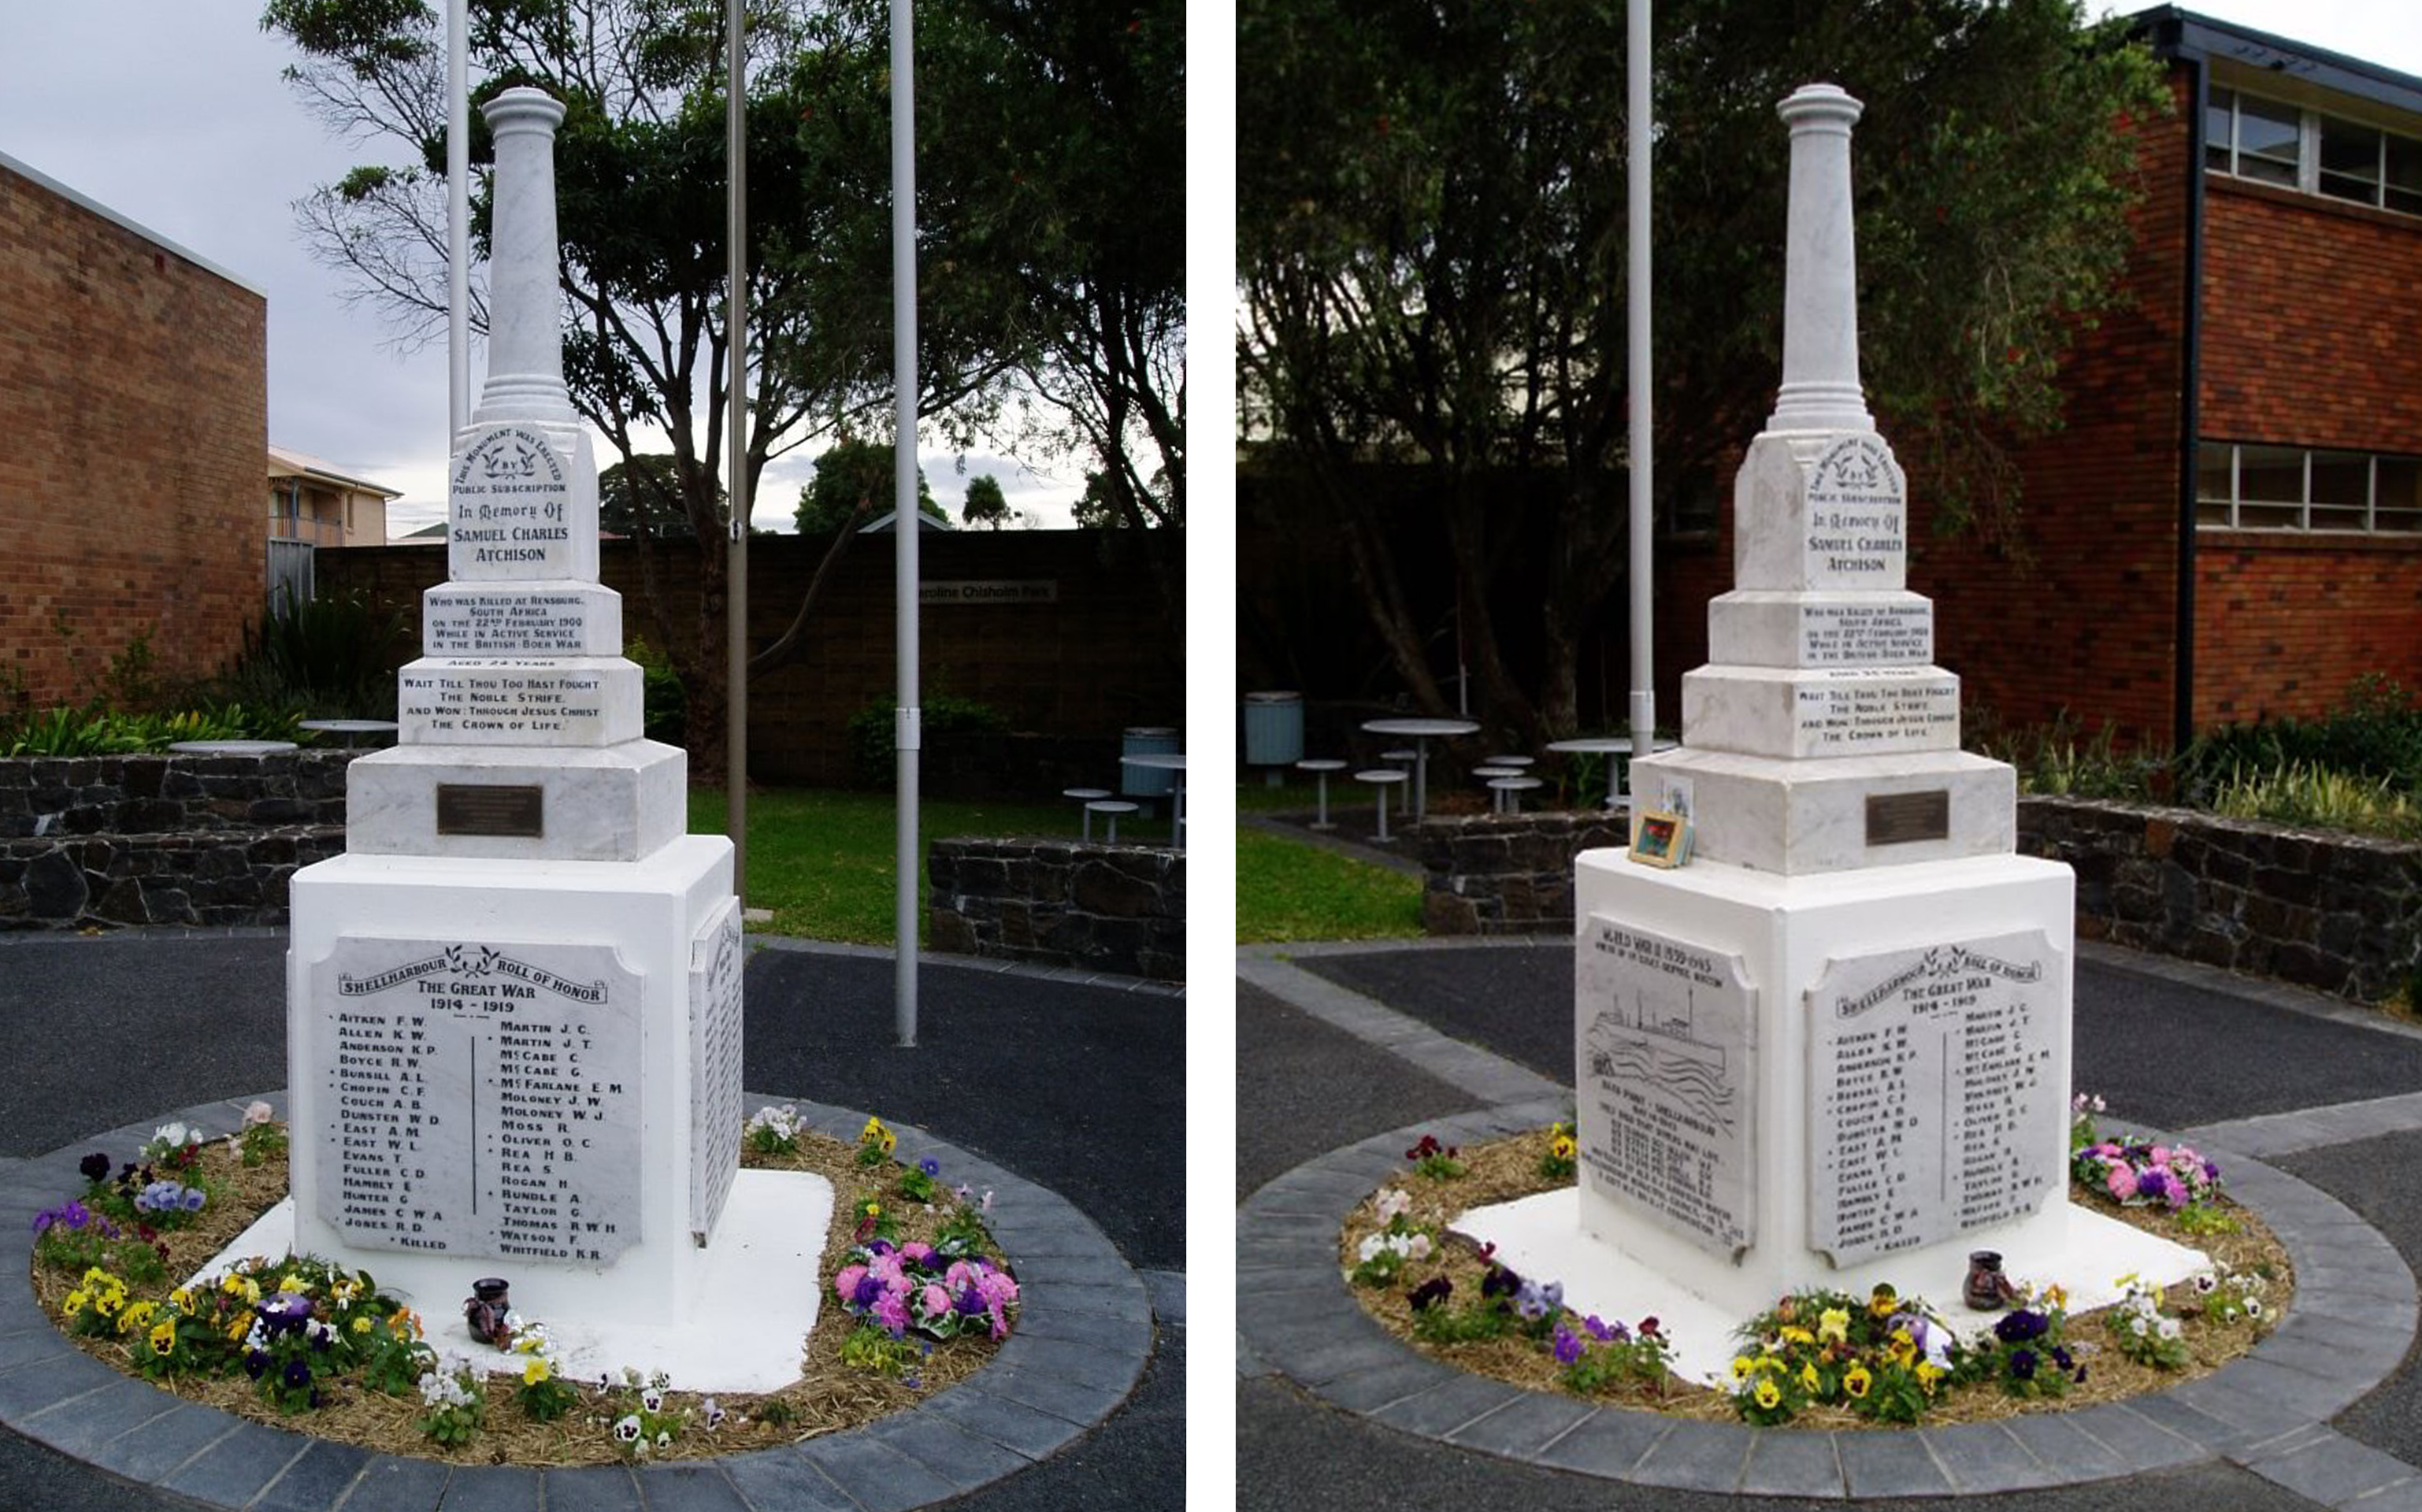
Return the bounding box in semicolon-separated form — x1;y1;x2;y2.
2128;6;2422;118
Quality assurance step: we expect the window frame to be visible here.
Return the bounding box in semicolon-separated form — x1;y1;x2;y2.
2197;440;2422;536
2207;83;2422;218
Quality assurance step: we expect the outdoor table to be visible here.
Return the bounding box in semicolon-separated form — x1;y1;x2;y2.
1359;717;1479;825
1119;752;1187;849
1084;799;1139;844
1063;787;1111;841
1296;758;1347;830
1544;735;1678;809
1489;775;1543;814
299;718;400;748
168;740;298;758
1353;769;1408;843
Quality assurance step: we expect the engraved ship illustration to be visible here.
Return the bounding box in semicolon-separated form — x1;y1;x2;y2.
1585;986;1737;1134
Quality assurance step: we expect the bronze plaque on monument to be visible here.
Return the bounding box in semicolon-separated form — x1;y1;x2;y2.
436;784;545;837
1865;789;1949;847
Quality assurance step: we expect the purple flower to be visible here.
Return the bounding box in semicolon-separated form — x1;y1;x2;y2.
1552;1326;1583;1366
1407;1277;1452;1312
851;1275;885;1308
919;1158;940;1177
1479;1266;1520;1300
243;1350;269;1379
2010;1348;2038;1380
2051;1346;2074;1370
283;1358;312;1390
77;1153;110;1184
2137;1169;2173;1203
954;1286;988;1317
1994;1310;2049;1343
180;1188;206;1213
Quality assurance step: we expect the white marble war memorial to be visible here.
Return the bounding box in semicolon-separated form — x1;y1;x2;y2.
1463;83;2203;1382
228;87;826;1392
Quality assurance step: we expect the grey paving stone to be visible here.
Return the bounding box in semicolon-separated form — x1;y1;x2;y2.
1267;1325;1411;1391
974;1361;1129;1425
1441;1390;1594;1459
336;1454;452;1511
631;1461;751;1511
0;1324;83;1373
2238;1429;2420;1505
2123;1387;2253;1451
253;1439;371;1512
2169;1371;2330;1442
921;1381;1086;1459
1530;1406;1669;1478
2327;1474;2422;1512
1019;1279;1152;1323
989;1334;1142;1394
432;1462;543;1510
1313;1354;1460;1416
1738;1428;1846;1499
2001;1407;2133;1483
799;1431;962;1511
2068;1402;2206;1471
1925;1419;2057;1492
716;1447;858;1512
1369;1372;1523;1439
873;1410;1032;1489
12;1372;183;1458
1011;1302;1152;1354
1836;1427;1952;1498
80;1400;239;1483
0;1357;114;1423
155;1420;309;1507
2218;1355;2376;1421
1629;1420;1753;1493
1013;1251;1136;1288
534;1463;640;1512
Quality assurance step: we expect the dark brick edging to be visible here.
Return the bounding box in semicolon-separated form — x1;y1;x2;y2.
1237;1101;2418;1497
0;1088;1154;1510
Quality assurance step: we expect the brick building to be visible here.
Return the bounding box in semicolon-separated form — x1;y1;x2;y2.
1741;8;2422;750
0;150;266;707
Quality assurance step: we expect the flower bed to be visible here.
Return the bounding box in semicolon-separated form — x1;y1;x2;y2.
28;1107;1019;1464
1337;1116;2289;1429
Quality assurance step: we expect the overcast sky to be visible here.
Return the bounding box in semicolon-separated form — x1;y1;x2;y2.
2;3;2415;543
0;5;1086;537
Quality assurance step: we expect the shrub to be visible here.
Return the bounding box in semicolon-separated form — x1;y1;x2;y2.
625;638;688;746
845;694;1008;788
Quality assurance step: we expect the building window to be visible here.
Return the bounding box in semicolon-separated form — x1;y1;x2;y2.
2198;440;2422;534
2208;85;2422;216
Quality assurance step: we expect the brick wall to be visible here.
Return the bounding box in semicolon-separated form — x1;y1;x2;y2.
0;161;265;707
2192;173;2422;723
321;529;1185;788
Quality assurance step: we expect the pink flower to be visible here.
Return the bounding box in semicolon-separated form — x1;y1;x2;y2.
977;1271;1019;1309
2149;1145;2171;1166
872;1292;909;1336
2106;1166;2138;1201
945;1259;984;1292
869;1253;905;1285
920;1283;951;1319
833;1264;868;1302
899;1242;936;1266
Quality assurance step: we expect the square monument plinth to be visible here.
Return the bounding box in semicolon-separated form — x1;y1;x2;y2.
1733;431;1908;593
448;421;602;582
1566;845;2078;1326
1682;664;1961;761
1629;745;2014;876
347;741;687;862
422;583;625;658
1706;589;1934;668
397;656;645;747
287;836;736;1325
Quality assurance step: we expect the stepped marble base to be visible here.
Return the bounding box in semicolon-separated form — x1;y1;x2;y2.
347;740;686;862
1628;745;2012;876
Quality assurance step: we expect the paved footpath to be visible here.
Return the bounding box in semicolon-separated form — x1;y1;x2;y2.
1239;935;2422;1511
0;929;1183;1512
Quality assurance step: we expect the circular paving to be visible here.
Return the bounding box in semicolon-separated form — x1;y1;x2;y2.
1238;1095;2419;1498
0;1090;1150;1510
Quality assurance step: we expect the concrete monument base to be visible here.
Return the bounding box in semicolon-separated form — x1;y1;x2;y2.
195;1167;829;1393
285;837;740;1332
1561;847;2204;1333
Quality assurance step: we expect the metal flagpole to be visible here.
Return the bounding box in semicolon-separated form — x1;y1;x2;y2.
447;0;468;437
1626;0;1656;804
726;0;750;896
892;0;921;1047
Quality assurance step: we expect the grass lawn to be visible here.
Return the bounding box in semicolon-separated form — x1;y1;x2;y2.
689;785;1176;944
1236;825;1423;943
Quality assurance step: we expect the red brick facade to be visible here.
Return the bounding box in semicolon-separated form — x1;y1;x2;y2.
0;158;265;709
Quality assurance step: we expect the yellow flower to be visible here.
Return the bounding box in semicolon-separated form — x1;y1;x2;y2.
862;1115;884;1139
1916;1361;1945;1392
148;1321;176;1354
1551;1135;1576;1159
1730;1355;1754;1381
119;1300;156;1335
351;1316;373;1335
1779;1325;1814;1346
279;1273;310;1296
237;1278;261;1305
1845;1363;1873;1399
1799;1362;1822;1394
1755;1353;1786;1373
523;1356;551;1387
881;1130;897;1154
1887;1328;1916;1367
1817;1307;1849;1344
864;1202;881;1217
1752;1377;1782;1410
61;1290;88;1317
170;1288;195;1316
2041;1283;2068;1312
225;1315;250;1344
1867;1284;1897;1319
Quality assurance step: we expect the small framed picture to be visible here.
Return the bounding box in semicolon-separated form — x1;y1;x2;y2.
1630;809;1691;869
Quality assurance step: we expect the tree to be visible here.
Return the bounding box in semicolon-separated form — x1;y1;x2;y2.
794;438;942;536
959;474;1010;530
1238;0;2168;746
597;454;699;540
263;0;1029;768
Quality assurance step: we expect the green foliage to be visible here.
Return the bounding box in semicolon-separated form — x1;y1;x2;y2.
797;439;943;537
960;474;1011;530
0;704;298;757
1971;710;2165;799
2176;675;2422;802
1235;828;1423;943
625;638;688;747
598;454;703;540
843;693;1008;788
229;590;407;718
839;1322;926;1377
2206;760;2422;841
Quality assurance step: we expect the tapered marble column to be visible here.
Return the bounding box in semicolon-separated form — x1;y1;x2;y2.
1767;83;1873;435
473;87;577;424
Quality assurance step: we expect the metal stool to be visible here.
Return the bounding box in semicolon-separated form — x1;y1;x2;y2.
1355;769;1408;842
1085;799;1140;843
1296;758;1347;830
1472;765;1519;813
1378;748;1417;816
1488;776;1543;815
1063;787;1111;840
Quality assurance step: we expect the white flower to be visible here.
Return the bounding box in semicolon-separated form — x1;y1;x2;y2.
1356;1235;1384;1263
1405;1234;1433;1262
2157;1317;2182;1340
703;1397;725;1429
613;1414;641;1443
2129;1316;2148;1336
243;1101;275;1126
2245;1298;2264;1319
1375;1188;1411;1223
655;1429;671;1448
640;1388;666;1414
2194;1273;2217;1294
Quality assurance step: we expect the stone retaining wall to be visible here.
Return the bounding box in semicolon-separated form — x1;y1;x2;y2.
1418;810;1626;936
2018;795;2422;1003
927;837;1185;981
0;752;357;930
